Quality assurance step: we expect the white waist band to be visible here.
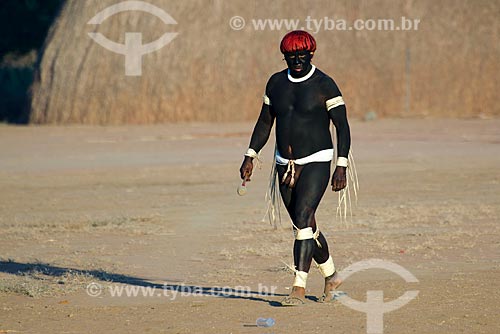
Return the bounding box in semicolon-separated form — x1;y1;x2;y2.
276;148;334;166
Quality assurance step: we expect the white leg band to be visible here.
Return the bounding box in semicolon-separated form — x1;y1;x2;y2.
317;256;336;278
295;227;314;240
293;271;308;288
313;228;321;248
294;227;322;247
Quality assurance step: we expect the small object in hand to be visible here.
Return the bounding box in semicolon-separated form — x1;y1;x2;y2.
237;181;247;196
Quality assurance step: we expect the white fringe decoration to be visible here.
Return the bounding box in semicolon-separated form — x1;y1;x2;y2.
336;149;359;226
263;145;359;228
263;146;281;229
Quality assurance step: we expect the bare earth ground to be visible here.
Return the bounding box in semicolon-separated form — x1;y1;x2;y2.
0;119;499;334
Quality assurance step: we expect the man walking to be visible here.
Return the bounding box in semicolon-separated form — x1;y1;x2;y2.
240;30;351;306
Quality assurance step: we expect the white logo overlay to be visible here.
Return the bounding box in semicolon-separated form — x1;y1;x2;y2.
337;259;419;334
87;1;178;76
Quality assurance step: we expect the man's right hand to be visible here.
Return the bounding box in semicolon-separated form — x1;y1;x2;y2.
239;156;254;181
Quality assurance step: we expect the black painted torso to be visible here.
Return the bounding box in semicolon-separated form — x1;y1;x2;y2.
267;68;335;159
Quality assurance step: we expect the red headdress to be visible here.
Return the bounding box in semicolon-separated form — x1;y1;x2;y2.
280;30;317;54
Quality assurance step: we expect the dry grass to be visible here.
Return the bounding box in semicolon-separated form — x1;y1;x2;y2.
0;259;97;298
29;0;500;124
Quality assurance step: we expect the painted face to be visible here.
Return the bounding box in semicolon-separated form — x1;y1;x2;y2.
284;50;313;77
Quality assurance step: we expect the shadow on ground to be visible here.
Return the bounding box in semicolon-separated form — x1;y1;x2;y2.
0;260;294;306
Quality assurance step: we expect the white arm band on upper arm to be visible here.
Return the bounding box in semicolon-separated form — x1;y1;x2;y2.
263;94;271;106
326;96;345;111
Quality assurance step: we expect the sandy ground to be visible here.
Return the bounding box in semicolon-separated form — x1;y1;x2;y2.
0;119;499;334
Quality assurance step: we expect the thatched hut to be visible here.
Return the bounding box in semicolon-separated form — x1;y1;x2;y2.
30;0;499;124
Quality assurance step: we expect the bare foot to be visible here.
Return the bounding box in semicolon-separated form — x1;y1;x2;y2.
280;286;306;306
319;271;342;303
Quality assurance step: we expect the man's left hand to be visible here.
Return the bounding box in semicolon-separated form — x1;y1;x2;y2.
331;166;347;192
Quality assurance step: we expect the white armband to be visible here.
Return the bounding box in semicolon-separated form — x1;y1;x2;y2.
263;94;271;106
326;96;345;111
244;148;259;159
336;157;348;167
